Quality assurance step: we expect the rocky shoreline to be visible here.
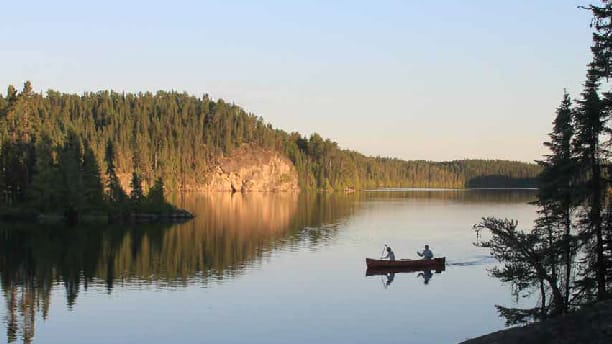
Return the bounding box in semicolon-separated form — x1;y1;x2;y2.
460;300;612;344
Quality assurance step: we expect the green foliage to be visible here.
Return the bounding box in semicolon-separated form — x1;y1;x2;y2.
0;83;539;202
58;130;85;212
572;66;609;302
27;133;62;211
82;141;104;211
129;172;144;203
475;217;566;322
534;91;577;313
571;2;612;302
104;139;127;206
476;2;612;325
0;81;541;226
146;178;167;209
129;177;175;213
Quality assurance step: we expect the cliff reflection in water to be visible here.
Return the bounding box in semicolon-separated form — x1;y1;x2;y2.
0;192;358;344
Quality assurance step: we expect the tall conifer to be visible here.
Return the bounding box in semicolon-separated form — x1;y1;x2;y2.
536;91;576;310
104;139;126;205
81;141;104;211
572;66;608;301
586;0;612;296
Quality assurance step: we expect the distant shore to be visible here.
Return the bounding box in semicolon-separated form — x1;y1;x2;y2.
364;187;538;192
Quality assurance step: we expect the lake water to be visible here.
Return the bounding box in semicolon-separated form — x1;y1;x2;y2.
0;189;537;344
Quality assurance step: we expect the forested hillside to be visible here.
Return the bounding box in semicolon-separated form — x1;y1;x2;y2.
0;82;539;207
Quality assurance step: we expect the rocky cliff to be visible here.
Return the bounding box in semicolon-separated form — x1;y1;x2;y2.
116;145;299;193
205;145;299;192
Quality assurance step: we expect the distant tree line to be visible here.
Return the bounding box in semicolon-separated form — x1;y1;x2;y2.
475;1;612;324
0;82;539;216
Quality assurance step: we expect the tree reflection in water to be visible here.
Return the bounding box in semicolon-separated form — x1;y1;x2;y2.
0;192;359;344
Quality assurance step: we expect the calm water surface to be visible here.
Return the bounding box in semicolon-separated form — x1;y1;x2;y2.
0;189;537;344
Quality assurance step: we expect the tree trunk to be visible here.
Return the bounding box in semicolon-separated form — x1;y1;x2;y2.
564;205;572;312
592;158;606;299
540;278;547;319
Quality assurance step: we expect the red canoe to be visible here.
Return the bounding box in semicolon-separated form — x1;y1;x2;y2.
365;257;446;270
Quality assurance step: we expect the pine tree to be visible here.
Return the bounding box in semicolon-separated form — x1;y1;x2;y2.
27;133;61;211
0;83;37;204
536;91;576;311
573;66;608;302
146;177;166;210
129;172;144;204
129;146;144;206
104;139;126;205
585;0;612;299
81;141;104;212
58;130;84;222
474;217;566;323
588;2;612;79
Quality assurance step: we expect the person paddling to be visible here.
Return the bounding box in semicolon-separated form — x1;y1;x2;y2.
417;244;433;260
382;246;396;261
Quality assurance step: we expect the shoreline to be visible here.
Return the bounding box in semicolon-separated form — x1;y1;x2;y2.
460;300;612;344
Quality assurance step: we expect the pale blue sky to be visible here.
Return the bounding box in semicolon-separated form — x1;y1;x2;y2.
0;1;593;162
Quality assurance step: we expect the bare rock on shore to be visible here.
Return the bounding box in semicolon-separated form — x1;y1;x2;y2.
460;300;612;344
205;145;299;192
115;145;299;193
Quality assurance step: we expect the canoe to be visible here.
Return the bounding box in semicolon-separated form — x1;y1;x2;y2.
365;257;446;270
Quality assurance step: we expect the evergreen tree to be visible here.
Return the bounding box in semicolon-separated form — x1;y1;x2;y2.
588;2;612;79
0;82;37;205
573;66;608;302
129;172;144;204
584;0;612;298
536;91;576;311
27;133;61;212
146;177;166;210
81;141;104;211
474;217;566;324
129;146;144;205
104;139;126;205
58;130;84;213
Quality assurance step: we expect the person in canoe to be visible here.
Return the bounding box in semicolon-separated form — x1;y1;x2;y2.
382;246;396;261
417;244;433;260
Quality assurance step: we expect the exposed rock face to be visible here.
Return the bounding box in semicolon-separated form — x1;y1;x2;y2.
115;145;299;193
205;146;299;192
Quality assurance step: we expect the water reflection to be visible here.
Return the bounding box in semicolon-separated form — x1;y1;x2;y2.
385;272;395;287
0;189;535;344
417;269;433;284
0;192;359;344
364;188;535;203
366;268;444;287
